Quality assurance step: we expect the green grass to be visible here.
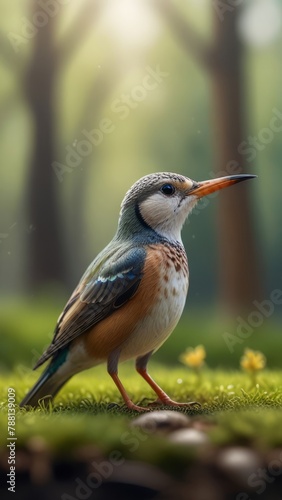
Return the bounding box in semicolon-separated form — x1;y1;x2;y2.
1;298;282;470
1;364;282;459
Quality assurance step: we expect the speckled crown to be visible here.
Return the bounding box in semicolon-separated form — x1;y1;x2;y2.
121;172;188;211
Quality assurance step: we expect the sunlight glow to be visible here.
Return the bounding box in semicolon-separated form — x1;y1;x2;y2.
238;0;281;48
101;0;160;49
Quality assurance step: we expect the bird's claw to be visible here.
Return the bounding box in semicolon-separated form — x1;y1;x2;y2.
123;402;152;412
147;398;201;409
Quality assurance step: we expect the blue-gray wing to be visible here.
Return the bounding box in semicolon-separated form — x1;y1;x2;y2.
34;247;146;368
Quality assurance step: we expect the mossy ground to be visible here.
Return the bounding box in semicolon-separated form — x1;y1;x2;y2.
1;365;282;461
1;298;282;466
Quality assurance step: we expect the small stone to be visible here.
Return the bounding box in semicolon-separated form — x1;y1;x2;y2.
131;410;190;434
168;428;209;446
27;436;49;454
217;447;261;482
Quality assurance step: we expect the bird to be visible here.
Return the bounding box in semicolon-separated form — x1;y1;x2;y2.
20;172;256;411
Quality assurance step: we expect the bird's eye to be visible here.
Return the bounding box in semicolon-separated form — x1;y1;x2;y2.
160;184;175;196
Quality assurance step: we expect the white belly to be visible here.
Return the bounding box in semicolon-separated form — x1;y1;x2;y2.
120;266;189;361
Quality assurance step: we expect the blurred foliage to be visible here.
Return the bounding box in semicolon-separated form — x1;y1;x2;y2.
0;0;281;302
1;10;282;495
0;4;281;461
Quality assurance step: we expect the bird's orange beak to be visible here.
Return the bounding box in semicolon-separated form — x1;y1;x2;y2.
189;174;257;199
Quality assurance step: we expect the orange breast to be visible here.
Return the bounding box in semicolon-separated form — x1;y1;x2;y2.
80;248;163;360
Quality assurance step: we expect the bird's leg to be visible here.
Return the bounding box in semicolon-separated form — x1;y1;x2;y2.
107;352;150;412
136;353;200;408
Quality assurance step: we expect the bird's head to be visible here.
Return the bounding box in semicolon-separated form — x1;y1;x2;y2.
117;172;256;242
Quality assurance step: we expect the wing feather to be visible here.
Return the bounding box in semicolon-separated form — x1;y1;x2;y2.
34;247;146;369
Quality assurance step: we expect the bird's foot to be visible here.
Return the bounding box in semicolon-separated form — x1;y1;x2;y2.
147;398;201;409
125;400;152;412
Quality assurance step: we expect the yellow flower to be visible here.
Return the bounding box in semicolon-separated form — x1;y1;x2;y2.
240;349;266;373
179;345;206;369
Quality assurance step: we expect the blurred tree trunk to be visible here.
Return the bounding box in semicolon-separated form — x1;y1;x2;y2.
153;0;263;313
25;1;66;290
211;3;262;312
68;65;122;283
23;0;103;291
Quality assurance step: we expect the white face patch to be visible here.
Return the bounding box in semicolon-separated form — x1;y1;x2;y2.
139;192;198;242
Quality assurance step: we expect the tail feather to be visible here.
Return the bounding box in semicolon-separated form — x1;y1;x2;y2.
20;364;70;408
